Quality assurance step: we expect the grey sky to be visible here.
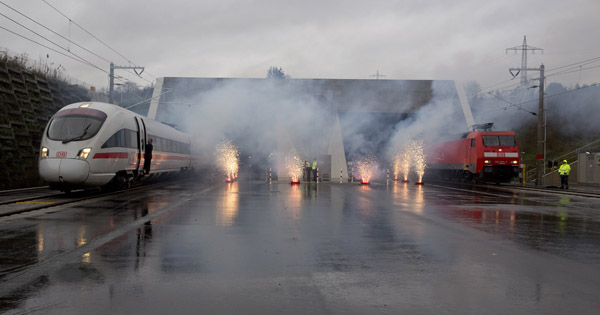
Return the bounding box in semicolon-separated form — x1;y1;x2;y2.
1;0;598;90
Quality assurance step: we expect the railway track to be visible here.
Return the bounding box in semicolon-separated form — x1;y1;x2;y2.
428;180;600;199
0;179;176;218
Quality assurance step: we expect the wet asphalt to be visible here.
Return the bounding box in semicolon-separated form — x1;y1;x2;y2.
1;178;600;314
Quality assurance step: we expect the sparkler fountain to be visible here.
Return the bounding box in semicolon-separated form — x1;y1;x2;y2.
215;140;240;182
391;150;411;182
356;157;378;185
409;139;426;185
392;154;401;181
284;153;304;184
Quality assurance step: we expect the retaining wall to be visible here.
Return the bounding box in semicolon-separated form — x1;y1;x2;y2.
0;61;90;189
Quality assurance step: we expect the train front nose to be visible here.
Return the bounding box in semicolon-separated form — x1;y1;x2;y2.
39;158;90;184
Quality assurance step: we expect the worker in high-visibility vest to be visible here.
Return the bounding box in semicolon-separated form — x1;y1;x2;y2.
312;160;318;182
305;160;312;182
558;159;571;190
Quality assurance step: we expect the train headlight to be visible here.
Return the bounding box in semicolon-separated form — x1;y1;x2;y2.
512;160;518;164
41;147;49;158
78;147;92;159
484;160;491;164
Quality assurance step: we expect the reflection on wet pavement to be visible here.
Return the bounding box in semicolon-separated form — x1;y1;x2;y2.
1;180;600;314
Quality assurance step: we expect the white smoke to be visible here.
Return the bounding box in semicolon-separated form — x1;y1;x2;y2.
155;78;471;178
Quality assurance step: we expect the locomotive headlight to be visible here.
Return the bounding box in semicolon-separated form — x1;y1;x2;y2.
512;160;518;164
78;147;92;159
484;160;491;164
41;147;49;158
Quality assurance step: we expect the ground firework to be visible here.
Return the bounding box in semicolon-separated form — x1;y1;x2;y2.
215;140;239;182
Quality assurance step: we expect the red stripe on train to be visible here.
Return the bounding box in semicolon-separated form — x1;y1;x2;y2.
93;152;129;159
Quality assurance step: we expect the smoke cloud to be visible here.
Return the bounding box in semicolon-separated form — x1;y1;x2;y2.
155;78;471;178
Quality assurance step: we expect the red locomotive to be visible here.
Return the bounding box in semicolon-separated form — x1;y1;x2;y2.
425;128;521;184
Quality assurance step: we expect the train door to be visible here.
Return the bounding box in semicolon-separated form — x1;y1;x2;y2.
134;117;147;174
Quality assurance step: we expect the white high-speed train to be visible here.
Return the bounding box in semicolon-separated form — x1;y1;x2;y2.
39;102;192;192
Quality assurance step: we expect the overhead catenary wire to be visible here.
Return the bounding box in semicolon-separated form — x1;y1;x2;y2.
473;56;600;98
545;56;600;75
40;0;154;84
519;82;599;107
0;25;109;74
0;1;111;64
41;0;134;66
0;1;152;86
0;26;128;86
486;92;537;116
545;62;600;79
0;11;94;66
0;17;126;86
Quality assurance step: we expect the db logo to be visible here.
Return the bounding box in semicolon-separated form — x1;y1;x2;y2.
56;151;67;158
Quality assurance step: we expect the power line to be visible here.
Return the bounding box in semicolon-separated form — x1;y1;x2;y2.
546;61;600;78
486;92;537;116
42;0;136;67
0;26;129;86
476;55;600;97
1;2;149;86
0;25;109;74
519;82;599;106
40;0;154;84
545;56;600;75
0;11;90;64
488;81;599;113
0;1;112;64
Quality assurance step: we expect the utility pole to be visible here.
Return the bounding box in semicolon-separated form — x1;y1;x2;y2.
506;36;543;86
536;64;545;187
370;70;385;79
108;62;144;104
510;64;545;185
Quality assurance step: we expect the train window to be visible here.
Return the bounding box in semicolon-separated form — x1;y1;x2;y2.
126;130;137;148
499;136;516;146
102;129;137;148
47;110;106;142
482;136;499;146
148;135;161;151
471;139;475;147
482;136;516;147
143;135;189;154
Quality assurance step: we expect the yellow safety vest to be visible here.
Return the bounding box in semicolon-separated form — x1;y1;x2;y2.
312;161;317;170
558;163;571;175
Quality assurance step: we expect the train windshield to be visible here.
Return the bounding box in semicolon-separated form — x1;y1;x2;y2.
47;108;107;143
482;135;516;147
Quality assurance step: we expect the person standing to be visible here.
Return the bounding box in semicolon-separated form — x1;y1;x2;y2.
558;159;571;190
305;160;312;182
312;160;318;182
144;139;153;175
303;160;309;181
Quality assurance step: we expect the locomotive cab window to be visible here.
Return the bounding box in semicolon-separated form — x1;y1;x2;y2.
499;136;516;146
47;108;107;143
482;135;516;147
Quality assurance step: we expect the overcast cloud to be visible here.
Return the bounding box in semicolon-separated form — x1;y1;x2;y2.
1;0;598;89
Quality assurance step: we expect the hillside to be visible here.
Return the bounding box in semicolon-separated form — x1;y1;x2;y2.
0;54;91;189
